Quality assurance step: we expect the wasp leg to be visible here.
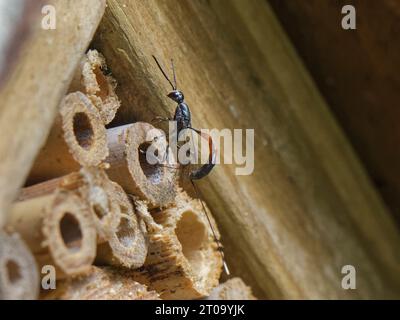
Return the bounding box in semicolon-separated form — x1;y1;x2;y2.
151;116;172;124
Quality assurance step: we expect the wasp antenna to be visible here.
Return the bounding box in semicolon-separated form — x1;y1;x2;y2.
190;179;230;276
171;58;177;90
152;55;175;90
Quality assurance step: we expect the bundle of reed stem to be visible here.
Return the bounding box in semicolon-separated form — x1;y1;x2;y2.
1;46;238;300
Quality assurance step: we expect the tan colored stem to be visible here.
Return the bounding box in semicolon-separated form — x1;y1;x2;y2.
132;191;222;300
96;178;148;268
78;167;121;242
69;50;120;124
21;168;148;268
28;121;177;208
42;266;159;300
21;169;117;242
207;278;256;300
19;175;76;201
0;231;39;300
9;189;97;277
0;0;106;227
28;92;108;185
105;122;177;207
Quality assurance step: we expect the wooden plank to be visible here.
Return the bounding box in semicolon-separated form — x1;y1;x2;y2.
0;0;106;226
92;0;400;298
0;0;41;88
268;0;400;225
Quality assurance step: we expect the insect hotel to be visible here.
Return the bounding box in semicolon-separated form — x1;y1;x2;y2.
0;0;399;300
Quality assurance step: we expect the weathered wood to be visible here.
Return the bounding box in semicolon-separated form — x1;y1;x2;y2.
132;190;222;300
0;0;106;226
42;266;160;300
69;49;121;124
268;0;400;227
92;0;400;298
0;0;41;88
207;278;256;300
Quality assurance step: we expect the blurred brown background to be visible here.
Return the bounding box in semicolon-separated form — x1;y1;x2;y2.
268;0;400;225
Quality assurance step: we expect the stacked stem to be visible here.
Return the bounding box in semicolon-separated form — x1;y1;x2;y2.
133;191;223;299
0;231;39;299
3;36;235;298
10;186;97;277
43;266;159;300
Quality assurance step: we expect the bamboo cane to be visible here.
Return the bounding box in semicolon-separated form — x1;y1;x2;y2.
21;168;148;269
69;49;120;124
9;188;97;277
207;278;256;300
0;0;106;226
105;122;177;207
42;266;159;300
95;177;148;269
28;92;108;185
0;231;39;300
132;191;222;299
29;121;178;208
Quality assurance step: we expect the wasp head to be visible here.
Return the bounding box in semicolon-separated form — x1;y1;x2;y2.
167;90;184;103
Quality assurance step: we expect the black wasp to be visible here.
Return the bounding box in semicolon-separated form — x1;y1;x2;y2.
152;55;229;275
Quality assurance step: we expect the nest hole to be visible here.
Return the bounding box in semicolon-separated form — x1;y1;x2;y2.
73;112;94;150
116;217;135;248
175;211;207;275
6;260;21;284
116;206;135;248
94;66;110;101
93;204;107;220
138;142;163;185
59;213;83;252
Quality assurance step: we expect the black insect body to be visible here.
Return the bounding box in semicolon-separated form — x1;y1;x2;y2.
186;127;216;180
171;96;191;134
165;91;216;181
152;55;229;275
153;57;190;133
